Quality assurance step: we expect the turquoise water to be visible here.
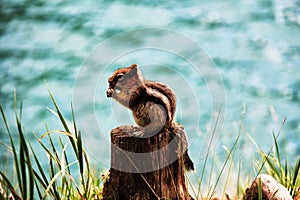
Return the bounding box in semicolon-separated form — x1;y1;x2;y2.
1;0;300;191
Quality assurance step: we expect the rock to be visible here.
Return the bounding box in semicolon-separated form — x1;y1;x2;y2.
244;174;292;200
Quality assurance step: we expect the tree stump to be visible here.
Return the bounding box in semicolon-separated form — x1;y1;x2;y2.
102;125;194;200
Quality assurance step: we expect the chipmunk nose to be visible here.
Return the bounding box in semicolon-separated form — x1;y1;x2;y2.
106;88;113;97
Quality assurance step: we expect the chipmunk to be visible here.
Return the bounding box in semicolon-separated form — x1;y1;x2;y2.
106;64;194;171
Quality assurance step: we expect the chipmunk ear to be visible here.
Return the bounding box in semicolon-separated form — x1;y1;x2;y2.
129;64;139;74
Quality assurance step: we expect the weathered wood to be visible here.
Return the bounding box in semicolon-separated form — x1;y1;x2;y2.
102;125;193;200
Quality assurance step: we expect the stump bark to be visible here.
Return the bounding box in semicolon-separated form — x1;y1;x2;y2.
102;125;193;200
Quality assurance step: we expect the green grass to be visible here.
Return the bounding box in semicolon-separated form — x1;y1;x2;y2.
0;91;299;200
248;118;300;199
188;104;246;200
187;105;300;200
0;89;103;200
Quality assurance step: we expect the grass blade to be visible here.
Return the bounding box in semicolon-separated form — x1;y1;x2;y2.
29;142;49;188
197;106;223;199
84;150;91;198
221;146;234;199
42;161;77;200
237;159;242;197
45;82;71;134
78;131;83;175
210;132;241;199
34;178;43;199
35;134;59;166
17;117;27;199
71;103;78;138
0;105;22;195
273;131;281;169
284;159;288;187
48;156;61;200
263;153;280;178
48;134;61;168
209;104;245;199
45;82;78;156
272;131;282;180
19;101;22;122
41;130;75;139
59;137;71;175
0;172;22;200
16;113;35;200
258;176;262;200
291;156;300;197
19;143;27;198
251;118;287;179
32;169;48;195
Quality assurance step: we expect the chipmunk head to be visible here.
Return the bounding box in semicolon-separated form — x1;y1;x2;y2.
106;64;144;107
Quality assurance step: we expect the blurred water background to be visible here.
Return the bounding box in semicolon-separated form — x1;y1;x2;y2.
1;0;300;194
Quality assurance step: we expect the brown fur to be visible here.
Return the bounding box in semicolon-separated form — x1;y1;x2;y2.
106;64;194;170
107;64;174;135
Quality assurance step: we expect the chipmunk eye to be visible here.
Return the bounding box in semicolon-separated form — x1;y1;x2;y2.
117;73;124;79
